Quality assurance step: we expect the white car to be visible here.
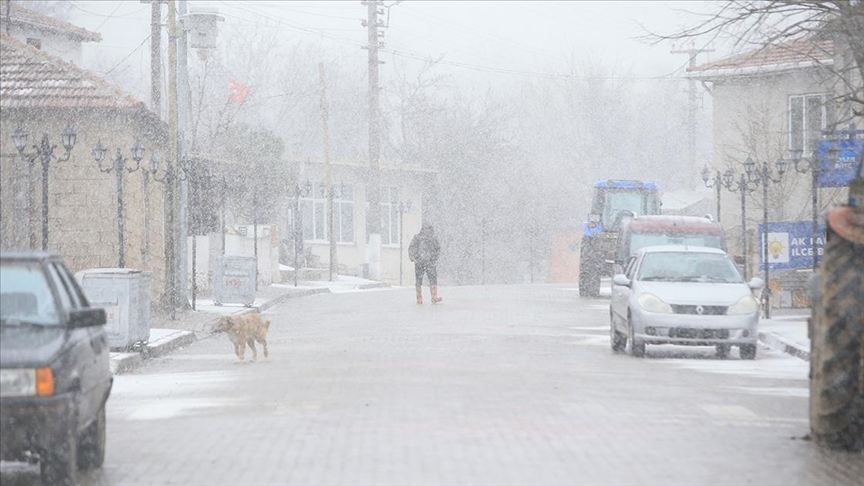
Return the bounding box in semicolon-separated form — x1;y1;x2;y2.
609;245;763;359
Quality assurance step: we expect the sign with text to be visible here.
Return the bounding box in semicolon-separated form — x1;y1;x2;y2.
816;133;863;187
758;221;826;270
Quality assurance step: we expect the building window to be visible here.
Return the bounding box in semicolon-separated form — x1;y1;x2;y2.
299;183;354;243
381;186;401;246
789;93;833;153
26;38;42;49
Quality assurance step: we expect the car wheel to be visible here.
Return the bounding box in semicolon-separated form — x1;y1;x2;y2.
41;425;77;486
716;344;731;359
739;344;757;360
629;318;645;358
78;404;106;470
610;320;627;352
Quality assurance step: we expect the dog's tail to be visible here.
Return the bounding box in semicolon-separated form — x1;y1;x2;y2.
264;319;271;331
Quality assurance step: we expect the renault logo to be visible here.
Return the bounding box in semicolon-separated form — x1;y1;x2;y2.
695;305;705;315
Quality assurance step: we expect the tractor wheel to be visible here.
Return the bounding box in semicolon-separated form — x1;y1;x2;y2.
809;222;864;452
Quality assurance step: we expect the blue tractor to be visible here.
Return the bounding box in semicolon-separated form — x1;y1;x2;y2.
579;180;660;296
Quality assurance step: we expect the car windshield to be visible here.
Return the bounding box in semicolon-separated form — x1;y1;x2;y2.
638;251;744;283
0;261;60;327
629;232;723;257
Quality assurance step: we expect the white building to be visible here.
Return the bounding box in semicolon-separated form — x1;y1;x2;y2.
0;0;100;65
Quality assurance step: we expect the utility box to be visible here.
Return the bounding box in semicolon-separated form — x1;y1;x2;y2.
75;268;151;350
212;255;256;307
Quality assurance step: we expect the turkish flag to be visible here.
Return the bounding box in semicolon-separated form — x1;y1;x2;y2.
228;79;250;104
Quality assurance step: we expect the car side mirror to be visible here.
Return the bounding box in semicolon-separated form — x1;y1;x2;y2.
748;277;764;290
612;274;631;288
69;308;107;328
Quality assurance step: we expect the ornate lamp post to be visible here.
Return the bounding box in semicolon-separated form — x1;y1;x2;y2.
396;199;412;286
791;142;840;271
720;168;758;279
150;156;188;319
286;180;313;287
139;153;161;269
701;166;722;222
745;155;789;318
93;140;146;268
12;126;76;250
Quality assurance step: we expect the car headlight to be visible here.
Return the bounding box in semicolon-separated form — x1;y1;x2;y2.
637;293;673;314
0;368;54;398
727;296;759;315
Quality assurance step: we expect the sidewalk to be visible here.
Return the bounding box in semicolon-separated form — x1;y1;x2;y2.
758;308;810;361
109;275;390;374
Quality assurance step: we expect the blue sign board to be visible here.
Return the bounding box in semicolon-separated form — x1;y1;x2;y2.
758;221;826;271
816;132;863;187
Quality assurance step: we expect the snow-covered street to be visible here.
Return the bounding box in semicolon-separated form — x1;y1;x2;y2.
6;285;859;486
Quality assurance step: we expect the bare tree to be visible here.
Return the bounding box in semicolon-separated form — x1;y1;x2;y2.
646;1;864;122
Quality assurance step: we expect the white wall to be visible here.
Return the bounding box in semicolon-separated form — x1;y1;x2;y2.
8;24;83;65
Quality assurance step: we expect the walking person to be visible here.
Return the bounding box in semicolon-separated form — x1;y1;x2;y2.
409;223;442;305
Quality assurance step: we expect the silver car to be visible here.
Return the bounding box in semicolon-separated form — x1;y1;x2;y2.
609;245;764;359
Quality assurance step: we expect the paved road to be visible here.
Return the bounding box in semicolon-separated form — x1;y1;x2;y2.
5;285;863;485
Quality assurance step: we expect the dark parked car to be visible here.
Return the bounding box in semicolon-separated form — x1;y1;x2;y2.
0;252;112;486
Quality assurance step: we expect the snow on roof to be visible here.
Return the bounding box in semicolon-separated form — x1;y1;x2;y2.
0;0;101;42
0;33;143;109
687;38;833;80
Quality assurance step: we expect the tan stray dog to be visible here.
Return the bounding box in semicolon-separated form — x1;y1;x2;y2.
213;313;271;361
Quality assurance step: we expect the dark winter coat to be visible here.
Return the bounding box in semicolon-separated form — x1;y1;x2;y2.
408;224;440;266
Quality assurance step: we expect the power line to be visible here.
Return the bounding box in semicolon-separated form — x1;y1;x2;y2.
92;1;124;33
218;2;688;83
69;1;148;19
102;34;151;76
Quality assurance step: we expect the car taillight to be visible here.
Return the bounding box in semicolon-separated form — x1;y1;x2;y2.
35;367;54;396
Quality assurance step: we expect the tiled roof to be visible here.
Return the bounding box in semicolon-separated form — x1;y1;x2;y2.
0;33;142;109
0;0;101;42
687;39;833;79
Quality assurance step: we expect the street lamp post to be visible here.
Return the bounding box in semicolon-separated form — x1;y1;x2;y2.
720;168;758;279
791;143;840;271
396;199;412;286
745;155;788;319
187;163;211;311
286;180;312;287
93;140;146;268
12;127;76;250
150;156;188;320
140;153;160;269
701;166;722;222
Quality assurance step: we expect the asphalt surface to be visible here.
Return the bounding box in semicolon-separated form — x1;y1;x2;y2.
3;284;862;485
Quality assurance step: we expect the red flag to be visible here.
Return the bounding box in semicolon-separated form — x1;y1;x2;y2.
228;79;250;104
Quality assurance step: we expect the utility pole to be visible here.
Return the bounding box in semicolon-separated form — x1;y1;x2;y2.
176;0;191;310
319;62;336;282
143;0;163;118
671;43;713;171
164;0;179;318
364;1;385;280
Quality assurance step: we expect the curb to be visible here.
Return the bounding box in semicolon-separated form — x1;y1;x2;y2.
357;282;391;290
146;330;197;359
758;330;810;361
110;331;197;375
251;288;331;314
109;352;143;375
